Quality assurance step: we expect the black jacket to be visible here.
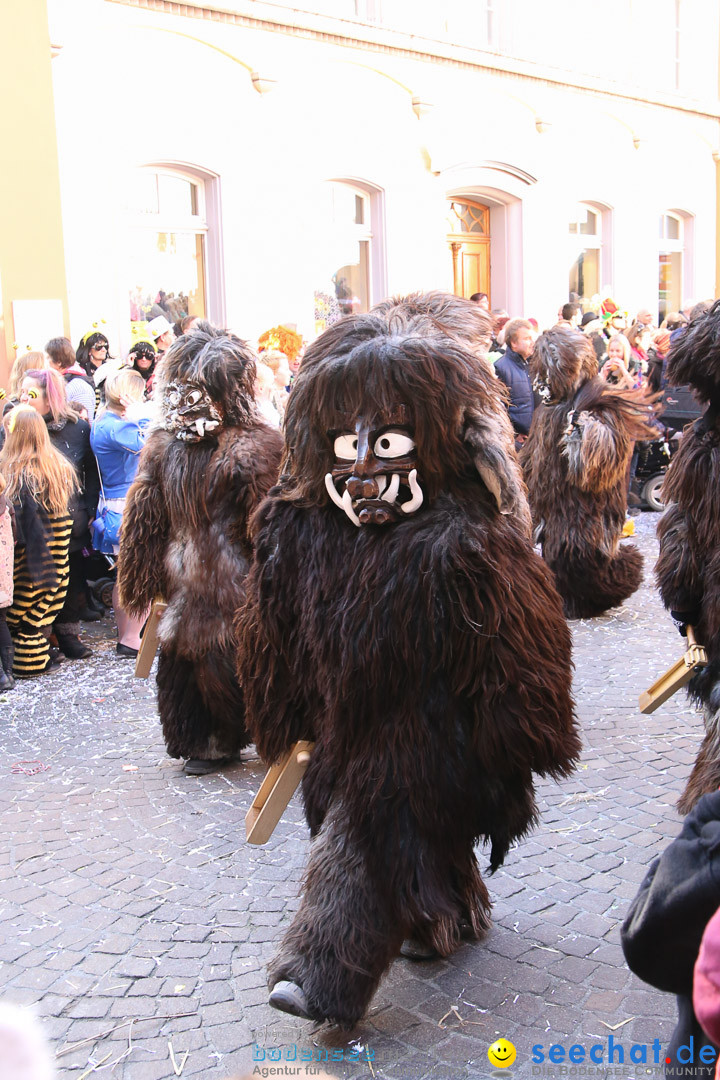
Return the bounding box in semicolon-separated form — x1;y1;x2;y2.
47;417;99;518
495;347;534;435
622;790;720;1077
47;416;100;551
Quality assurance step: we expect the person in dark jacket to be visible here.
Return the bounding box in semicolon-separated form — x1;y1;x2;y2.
19;369;100;659
494;318;536;448
622;790;720;1079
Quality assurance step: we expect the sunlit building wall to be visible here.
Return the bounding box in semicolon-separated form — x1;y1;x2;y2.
5;0;719;372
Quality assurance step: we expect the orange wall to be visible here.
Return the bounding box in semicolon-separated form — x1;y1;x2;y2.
0;0;69;388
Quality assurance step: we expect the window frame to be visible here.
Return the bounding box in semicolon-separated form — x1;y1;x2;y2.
568;201;611;304
324;178;387;311
658;210;693;323
125;163;225;330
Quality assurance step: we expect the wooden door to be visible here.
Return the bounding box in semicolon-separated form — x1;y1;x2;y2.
447;199;491;303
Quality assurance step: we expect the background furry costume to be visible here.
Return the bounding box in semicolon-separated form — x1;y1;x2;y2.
118;324;283;768
520;328;653;619
237;295;580;1027
656;299;720;813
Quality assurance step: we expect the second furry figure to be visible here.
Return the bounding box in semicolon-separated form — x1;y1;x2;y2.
237;294;580;1028
520;328;653;619
118;323;283;775
656;299;720;813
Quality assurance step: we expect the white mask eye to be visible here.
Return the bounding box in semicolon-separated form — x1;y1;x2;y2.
187;389;203;405
373;432;415;458
333;433;358;460
168;391;180;406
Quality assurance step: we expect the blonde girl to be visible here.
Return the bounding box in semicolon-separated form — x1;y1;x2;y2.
4;350;45;409
600;334;636;390
0;406;77;677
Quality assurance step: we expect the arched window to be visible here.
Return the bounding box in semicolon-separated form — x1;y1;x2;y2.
125;167;211;330
314;181;384;334
568;203;605;305
658;212;685;324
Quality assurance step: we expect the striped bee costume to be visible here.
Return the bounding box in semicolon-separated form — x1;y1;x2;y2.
7;489;72;677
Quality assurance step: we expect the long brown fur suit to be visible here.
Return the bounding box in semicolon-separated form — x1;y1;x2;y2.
236;294;580;1027
656;300;720;812
520;329;654;619
118;325;283;762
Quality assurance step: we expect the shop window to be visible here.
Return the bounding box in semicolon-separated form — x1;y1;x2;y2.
568;203;604;306
658;212;685;324
314;182;380;334
126;169;208;331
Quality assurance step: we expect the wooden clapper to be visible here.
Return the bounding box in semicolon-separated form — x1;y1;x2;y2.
134;599;167;679
245;741;314;845
639;626;707;713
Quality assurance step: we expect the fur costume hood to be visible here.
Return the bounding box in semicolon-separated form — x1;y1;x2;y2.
281;297;531;533
155;321;257;437
666;298;720;406
372;290;493;362
531;328;599;404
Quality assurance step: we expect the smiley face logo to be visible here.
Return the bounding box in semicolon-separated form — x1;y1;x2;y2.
488;1038;516;1068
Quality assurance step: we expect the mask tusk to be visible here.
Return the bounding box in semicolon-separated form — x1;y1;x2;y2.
401;469;424;514
341;488;362;527
325;473;345;510
324;473;361;526
375;474;387;497
381;473;400;503
195;418;205;436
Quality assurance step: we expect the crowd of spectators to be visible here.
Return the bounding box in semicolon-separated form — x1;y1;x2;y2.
0;314;299;685
0;292;710;689
479;294;708;451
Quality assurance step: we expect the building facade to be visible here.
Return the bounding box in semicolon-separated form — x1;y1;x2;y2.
2;0;719;378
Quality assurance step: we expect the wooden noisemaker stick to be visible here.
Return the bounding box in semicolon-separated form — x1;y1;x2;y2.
134;599;167;679
638;625;707;714
245;741;314;845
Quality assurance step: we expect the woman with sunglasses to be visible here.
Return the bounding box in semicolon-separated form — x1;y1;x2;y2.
127;339;158;399
77;329;115;412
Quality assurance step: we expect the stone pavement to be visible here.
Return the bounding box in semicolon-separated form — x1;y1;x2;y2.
0;510;706;1079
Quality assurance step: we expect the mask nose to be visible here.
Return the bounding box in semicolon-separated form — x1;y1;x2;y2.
346;476;379;499
345;428;380;497
351;429;373;476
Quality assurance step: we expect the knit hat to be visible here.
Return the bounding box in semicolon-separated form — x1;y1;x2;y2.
148;315;173;340
652;330;671;356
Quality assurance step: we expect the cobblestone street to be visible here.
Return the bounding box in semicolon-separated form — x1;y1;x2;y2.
0;510;705;1079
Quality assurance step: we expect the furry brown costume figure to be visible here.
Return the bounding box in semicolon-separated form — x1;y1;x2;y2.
520;328;653;619
118;323;283;772
237;297;580;1027
656;300;720;813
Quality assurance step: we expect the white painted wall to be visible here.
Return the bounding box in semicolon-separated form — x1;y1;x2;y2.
50;0;719;356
